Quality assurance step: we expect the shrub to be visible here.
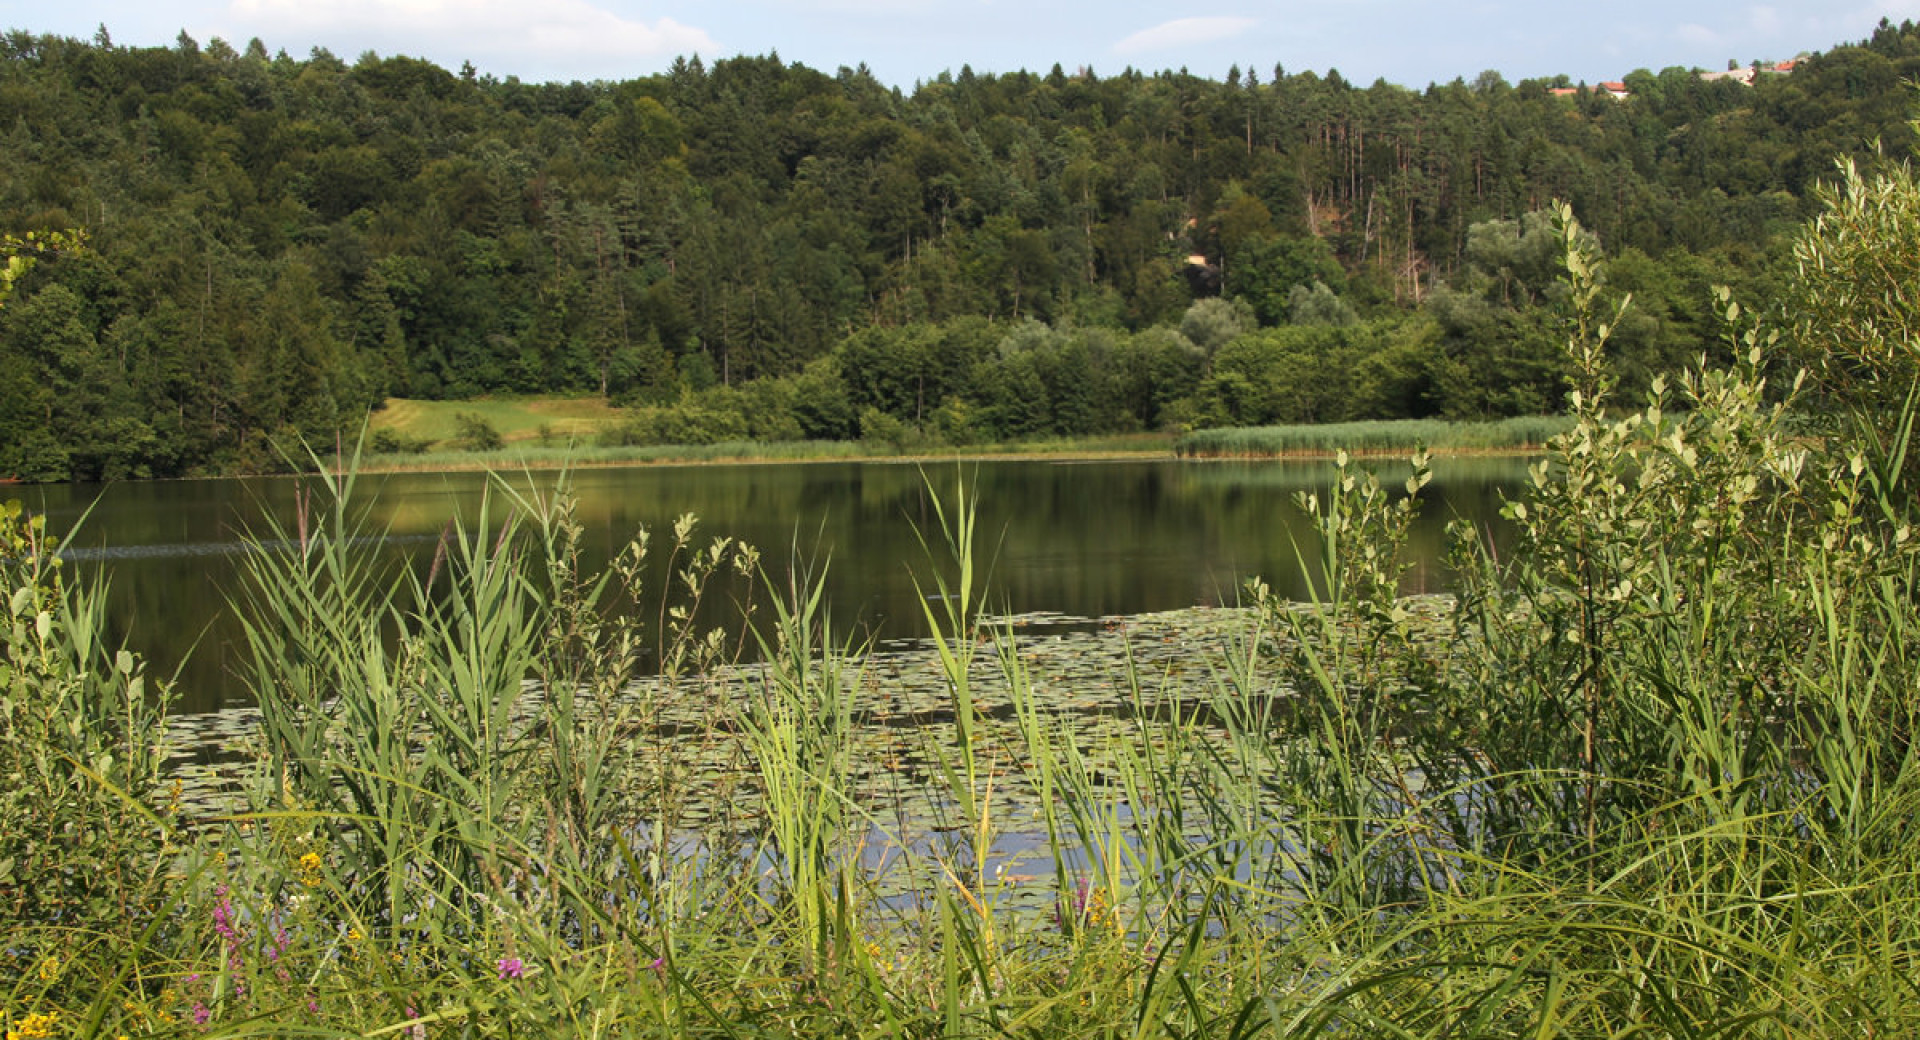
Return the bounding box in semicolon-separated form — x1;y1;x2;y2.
857;405;926;450
451;411;504;451
599;403;750;446
367;427;434;454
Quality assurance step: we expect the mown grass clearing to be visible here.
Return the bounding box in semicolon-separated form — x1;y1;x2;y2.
369;396;625;448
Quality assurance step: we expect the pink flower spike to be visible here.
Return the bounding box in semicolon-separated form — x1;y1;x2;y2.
497;956;525;980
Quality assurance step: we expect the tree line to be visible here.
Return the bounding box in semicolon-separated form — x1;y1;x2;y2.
2;20;1916;478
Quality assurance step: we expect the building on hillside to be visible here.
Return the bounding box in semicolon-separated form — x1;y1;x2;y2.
1699;56;1803;85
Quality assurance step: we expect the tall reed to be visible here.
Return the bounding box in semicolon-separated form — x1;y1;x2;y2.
1175;415;1570;459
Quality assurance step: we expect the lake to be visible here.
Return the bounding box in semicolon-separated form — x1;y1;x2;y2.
19;456;1529;714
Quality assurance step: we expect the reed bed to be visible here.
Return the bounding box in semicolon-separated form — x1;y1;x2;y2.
1175;415;1572;458
5;212;1919;1038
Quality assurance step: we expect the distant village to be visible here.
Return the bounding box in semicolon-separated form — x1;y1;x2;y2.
1550;55;1806;99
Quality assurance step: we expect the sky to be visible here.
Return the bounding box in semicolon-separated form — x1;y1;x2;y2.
6;0;1917;90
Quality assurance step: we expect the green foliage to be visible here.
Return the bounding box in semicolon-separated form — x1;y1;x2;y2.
450;410;505;451
1422;284;1568;416
1177;296;1255;358
1286;279;1359;326
10;26;1913;475
0;230;83;309
232;459;759;970
600;401;750;446
367;426;435;455
0;497;174;955
1463;210;1569;306
1177;414;1572;456
855;405;924;450
1791;143;1920;408
1236;200;1920;1033
1229;232;1347;324
787;357;858;440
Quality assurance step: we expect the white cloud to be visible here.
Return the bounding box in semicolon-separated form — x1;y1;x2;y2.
1112;16;1257;56
225;0;716;63
1746;5;1782;34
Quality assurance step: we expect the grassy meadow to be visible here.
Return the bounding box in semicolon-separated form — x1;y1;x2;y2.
5;194;1920;1040
361;397;1562;474
368;396;626;449
358;399;1180;472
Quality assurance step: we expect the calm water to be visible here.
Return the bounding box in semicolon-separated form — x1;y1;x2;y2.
19;457;1529;713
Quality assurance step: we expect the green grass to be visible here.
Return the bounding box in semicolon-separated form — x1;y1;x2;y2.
369;395;625;448
349;428;1176;473
357;437;874;471
1175;415;1573;457
367;395;1179;465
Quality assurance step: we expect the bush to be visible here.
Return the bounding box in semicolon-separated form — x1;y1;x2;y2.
599;402;750;446
451;411;504;451
857;405;927;450
367;427;434;454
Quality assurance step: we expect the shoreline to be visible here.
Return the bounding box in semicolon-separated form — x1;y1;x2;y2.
348;444;1546;477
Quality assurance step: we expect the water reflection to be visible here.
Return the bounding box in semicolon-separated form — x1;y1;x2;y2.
20;456;1527;713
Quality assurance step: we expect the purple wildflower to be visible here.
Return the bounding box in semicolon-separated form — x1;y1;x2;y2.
497;956;525;980
211;886;239;943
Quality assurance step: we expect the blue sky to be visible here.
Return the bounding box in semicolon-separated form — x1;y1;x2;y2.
7;1;1915;89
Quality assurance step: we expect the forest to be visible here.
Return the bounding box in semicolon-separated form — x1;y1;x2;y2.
1;20;1917;479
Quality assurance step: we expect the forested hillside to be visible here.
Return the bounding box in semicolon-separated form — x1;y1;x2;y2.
2;21;1916;479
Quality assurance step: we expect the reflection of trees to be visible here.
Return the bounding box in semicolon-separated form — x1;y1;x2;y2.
69;460;1527;710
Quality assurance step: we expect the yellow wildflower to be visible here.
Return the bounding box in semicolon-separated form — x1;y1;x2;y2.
6;1010;60;1039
